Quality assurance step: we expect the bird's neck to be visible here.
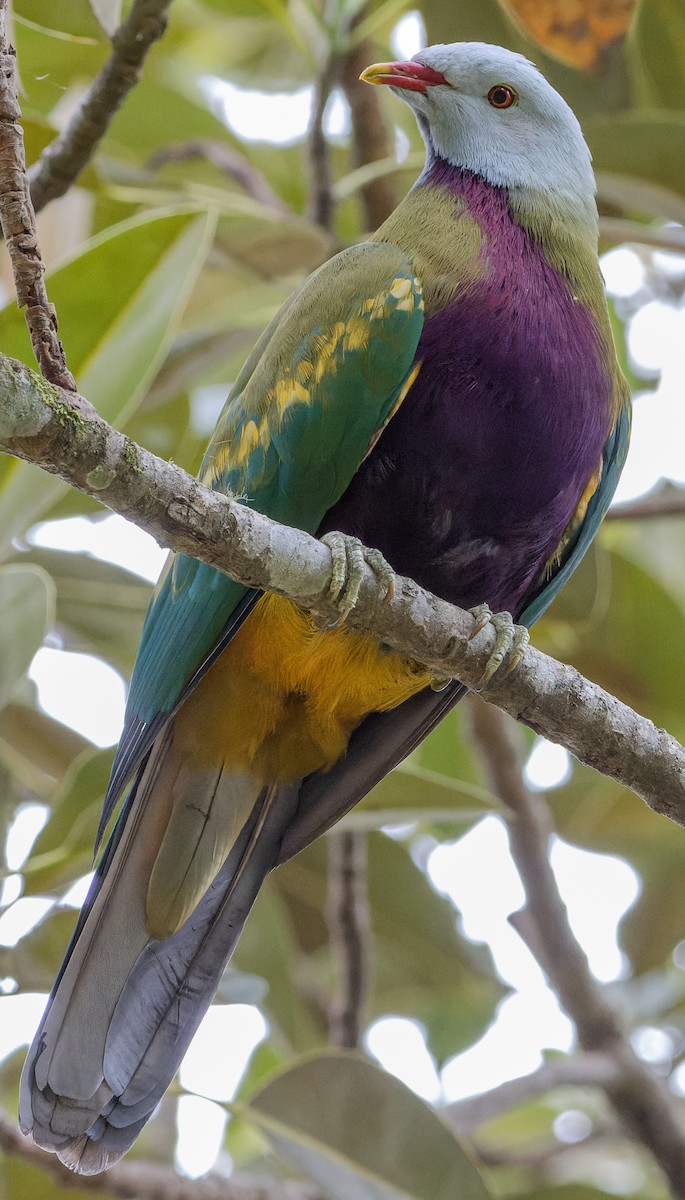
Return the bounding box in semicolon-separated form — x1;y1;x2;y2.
376;157;606;324
429;156;599;278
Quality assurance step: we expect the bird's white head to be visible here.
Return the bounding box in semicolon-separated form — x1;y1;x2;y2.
362;42;597;230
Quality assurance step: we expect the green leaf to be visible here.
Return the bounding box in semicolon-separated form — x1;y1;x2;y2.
0;702;88;784
1;1158;105;1200
587;112;685;198
538;545;685;738
14;16;107;123
0;209;215;552
627;0;685;110
9;907;78;991
0;565;54;709
14;0;104;40
246;1051;493;1200
509;1187;645;1200
349;760;496;830
22;747;112;896
23;546;151;674
233;880;324;1051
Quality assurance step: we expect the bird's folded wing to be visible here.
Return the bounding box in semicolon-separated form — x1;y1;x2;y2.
98;241;425;837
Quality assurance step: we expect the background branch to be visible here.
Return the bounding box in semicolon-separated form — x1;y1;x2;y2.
339;11;397;229
148;140;291;215
0;1106;322;1199
327;831;370;1048
28;0;172;215
608;491;685;520
446;1052;622;1135
468;699;685;1197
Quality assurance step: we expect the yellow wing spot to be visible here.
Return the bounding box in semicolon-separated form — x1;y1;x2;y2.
313;322;346;382
209;438;238;482
295;358;314;385
396;359;422;406
389;275;414;301
575;465;602;526
234;418;261;465
343;314;371;353
543;462;602;575
273;377;309;417
361;360;422;464
360;296;379;315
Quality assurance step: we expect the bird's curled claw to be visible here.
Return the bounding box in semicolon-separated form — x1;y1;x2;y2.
321;531;396;627
468;603;529;690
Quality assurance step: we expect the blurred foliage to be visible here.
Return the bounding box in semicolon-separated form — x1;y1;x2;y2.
0;0;684;1197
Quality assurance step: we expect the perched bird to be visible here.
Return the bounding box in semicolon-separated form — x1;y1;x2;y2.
21;41;630;1173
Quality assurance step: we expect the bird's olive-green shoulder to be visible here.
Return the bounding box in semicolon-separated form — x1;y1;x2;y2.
374;183;486;313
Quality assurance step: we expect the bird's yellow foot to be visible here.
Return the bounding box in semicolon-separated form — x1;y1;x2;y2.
320;531;395;626
468;603;529;690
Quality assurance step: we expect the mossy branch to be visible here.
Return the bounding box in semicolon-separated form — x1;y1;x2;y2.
0;353;683;827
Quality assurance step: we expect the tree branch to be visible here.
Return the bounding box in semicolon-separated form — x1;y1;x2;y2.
608;492;685;521
468;699;685;1197
0;12;76;390
28;0;172;215
148;140;291;215
0;1105;322;1199
327;831;370;1048
445;1052;621;1135
307;69;336;233
0;357;684;826
339;22;397;229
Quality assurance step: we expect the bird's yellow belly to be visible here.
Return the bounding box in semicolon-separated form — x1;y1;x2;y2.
172;592;430;780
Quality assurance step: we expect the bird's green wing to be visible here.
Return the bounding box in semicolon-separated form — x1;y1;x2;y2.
519;392;631;627
106;242;424;811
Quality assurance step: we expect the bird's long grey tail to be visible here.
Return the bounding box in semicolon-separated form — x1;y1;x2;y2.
19;755;298;1176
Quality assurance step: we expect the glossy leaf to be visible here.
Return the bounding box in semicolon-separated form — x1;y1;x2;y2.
23;546;151;673
0;210;215;551
627;0;685;109
0;702;88;784
22;747;112;896
587;113;685;198
9;907;79;991
246;1051;493;1200
0;565;54;710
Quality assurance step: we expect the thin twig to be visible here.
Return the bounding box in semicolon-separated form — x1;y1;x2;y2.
446;1052;621;1135
1;357;685;827
0;10;76;390
599;216;685;254
468;699;685;1199
472;1126;613;1168
28;0;172;214
148;140;291;215
327;831;370;1048
0;1105;321;1199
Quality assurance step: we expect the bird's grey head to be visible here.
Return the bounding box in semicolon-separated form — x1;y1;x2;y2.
362;42;596;226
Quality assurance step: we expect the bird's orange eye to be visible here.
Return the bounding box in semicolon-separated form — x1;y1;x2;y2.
487;84;516;109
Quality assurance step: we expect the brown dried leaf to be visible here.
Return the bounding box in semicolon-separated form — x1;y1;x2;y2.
503;0;637;70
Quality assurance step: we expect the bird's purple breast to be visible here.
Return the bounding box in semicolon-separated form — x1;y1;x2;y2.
322;163;614;618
